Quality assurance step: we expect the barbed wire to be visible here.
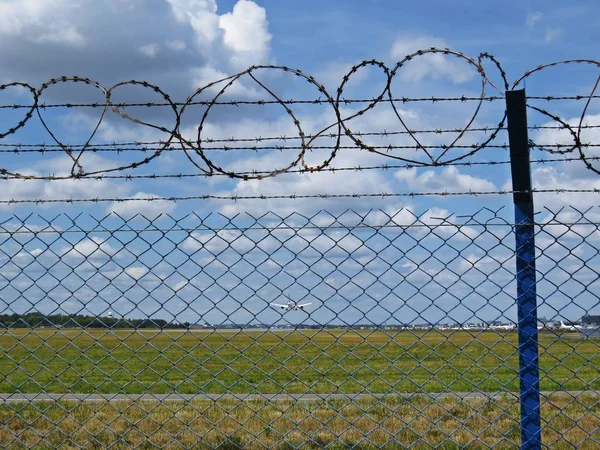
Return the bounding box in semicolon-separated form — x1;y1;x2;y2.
0;188;597;206
0;94;596;110
0;143;514;155
1;126;509;148
0;48;595;187
0;96;505;109
0;123;592;146
525;95;600;101
0;122;595;150
1;142;599;164
0;154;591;181
0;49;508;180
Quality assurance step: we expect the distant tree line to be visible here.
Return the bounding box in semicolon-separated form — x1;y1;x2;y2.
0;312;190;329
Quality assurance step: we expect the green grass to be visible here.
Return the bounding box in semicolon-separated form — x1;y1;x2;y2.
0;328;598;395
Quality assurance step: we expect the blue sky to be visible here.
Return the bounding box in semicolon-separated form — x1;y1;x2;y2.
0;0;598;325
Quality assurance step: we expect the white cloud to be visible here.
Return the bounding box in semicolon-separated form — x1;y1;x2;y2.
165;39;186;52
458;253;513;274
107;192;177;217
395;166;497;193
166;0;221;44
166;0;217;22
545;27;563;44
173;280;190;291
164;0;270;69
31;23;85;47
61;236;118;260
390;36;475;84
526;11;543;28
182;229;260;254
188;66;262;97
218;0;272;68
139;43;160;58
0;0;85;47
125;266;149;280
0;0;274;107
216;164;400;217
313;60;371;92
524;113;600;212
0;155;129;210
529;166;600;211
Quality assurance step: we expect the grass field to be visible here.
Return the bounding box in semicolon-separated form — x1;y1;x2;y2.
0;328;599;395
1;329;600;448
1;394;599;449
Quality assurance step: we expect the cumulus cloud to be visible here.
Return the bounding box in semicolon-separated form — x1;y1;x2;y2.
0;0;85;46
139;43;160;58
312;60;371;92
395;166;497;193
522;113;600;212
166;0;221;44
61;236;118;260
526;11;543;28
0;0;273;105
0;154;129;210
164;0;271;70
188;66;262;97
106;192;177;217
165;39;186;52
125;266;149;280
218;0;272;69
545;27;563;44
390;36;475;84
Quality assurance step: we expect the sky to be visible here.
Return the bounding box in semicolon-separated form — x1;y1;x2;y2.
0;0;599;326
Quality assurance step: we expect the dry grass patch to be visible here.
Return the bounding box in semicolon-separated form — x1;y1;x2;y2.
0;394;598;448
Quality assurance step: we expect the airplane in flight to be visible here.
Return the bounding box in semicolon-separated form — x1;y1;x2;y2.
271;295;312;311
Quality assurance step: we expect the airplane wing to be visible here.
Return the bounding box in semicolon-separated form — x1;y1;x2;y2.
271;303;289;309
297;303;312;308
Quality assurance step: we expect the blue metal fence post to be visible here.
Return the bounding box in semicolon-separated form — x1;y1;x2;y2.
506;89;541;449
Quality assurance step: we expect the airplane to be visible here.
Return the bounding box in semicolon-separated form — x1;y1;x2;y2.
490;323;515;331
558;321;583;332
271;295;312;311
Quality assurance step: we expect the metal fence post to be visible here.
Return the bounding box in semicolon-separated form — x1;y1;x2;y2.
506;89;541;449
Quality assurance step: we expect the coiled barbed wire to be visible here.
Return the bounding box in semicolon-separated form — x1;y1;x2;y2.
0;49;596;183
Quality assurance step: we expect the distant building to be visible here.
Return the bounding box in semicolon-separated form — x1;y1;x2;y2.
581;328;600;338
582;315;600;325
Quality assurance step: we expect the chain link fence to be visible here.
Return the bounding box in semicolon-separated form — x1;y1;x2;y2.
0;47;597;449
0;207;597;448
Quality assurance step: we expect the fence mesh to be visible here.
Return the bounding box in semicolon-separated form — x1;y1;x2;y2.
0;208;597;448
